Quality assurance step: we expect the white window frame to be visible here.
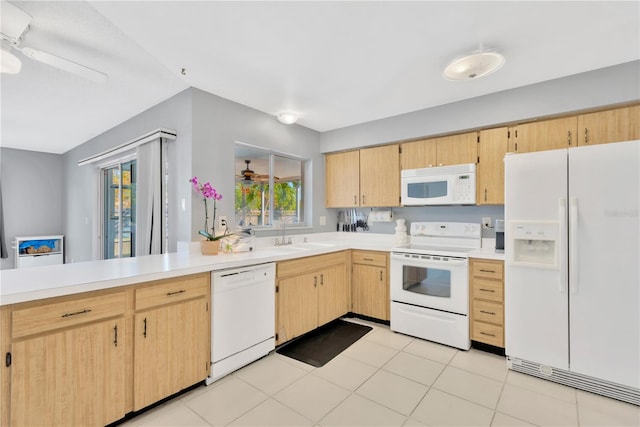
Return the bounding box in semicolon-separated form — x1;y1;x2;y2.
234;142;311;230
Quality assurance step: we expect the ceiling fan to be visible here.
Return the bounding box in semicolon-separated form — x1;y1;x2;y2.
0;2;108;83
236;160;279;186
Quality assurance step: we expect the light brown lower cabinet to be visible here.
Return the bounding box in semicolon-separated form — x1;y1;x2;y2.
133;274;210;410
351;250;390;321
11;317;126;427
276;251;349;345
0;272;211;426
469;258;505;348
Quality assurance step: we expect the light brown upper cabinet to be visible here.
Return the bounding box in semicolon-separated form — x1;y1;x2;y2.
325;145;400;208
359;144;400;207
577;105;640;146
477;127;508;205
325;150;360;207
400;132;478;170
508;116;578;153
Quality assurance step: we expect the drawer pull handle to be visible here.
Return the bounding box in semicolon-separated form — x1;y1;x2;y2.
479;288;495;293
363;258;374;261
61;309;92;318
479;269;496;273
480;310;496;315
480;332;496;337
166;290;186;296
113;325;118;347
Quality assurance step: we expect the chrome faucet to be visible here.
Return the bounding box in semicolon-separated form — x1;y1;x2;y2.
275;218;292;246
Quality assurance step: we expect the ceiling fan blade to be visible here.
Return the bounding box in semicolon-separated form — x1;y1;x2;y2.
19;46;107;83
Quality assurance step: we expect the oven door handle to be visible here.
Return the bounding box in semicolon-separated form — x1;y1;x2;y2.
391;254;467;266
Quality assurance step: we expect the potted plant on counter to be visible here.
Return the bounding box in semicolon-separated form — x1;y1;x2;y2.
190;176;231;255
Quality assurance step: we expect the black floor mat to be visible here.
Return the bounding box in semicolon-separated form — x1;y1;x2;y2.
276;319;372;367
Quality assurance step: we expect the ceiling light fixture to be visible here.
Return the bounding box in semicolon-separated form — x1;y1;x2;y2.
277;112;299;125
443;51;505;81
0;46;22;74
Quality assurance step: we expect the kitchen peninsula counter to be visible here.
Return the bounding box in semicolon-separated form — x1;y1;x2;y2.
0;232;395;306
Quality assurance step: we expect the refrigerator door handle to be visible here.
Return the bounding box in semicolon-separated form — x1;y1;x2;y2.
569;198;579;294
559;197;567;292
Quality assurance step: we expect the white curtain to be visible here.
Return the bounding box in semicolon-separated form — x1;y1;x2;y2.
136;140;165;255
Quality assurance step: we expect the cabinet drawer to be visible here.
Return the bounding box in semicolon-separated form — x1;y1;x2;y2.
472;321;504;347
472;300;503;325
472;260;503;280
472;278;503;302
12;292;126;339
351;250;387;267
135;274;209;311
277;251;347;278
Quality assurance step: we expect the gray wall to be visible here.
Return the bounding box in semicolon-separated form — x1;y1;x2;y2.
320;61;640;153
190;88;328;240
62;89;192;263
0;148;63;269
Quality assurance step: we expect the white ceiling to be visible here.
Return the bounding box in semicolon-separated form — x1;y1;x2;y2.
1;1;638;155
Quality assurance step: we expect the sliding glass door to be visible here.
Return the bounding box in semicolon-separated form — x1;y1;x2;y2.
103;160;136;259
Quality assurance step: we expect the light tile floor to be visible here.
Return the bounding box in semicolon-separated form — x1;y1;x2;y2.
121;318;640;427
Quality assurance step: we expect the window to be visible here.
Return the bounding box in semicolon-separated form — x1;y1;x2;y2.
102;158;136;259
235;144;306;228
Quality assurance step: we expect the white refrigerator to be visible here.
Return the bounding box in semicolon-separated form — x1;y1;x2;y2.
504;140;639;405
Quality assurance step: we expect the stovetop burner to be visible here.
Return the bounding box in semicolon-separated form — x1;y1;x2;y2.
391;221;481;257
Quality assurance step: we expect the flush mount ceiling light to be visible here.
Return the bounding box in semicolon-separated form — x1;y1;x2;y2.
443;51;505;81
0;46;22;74
276;112;299;125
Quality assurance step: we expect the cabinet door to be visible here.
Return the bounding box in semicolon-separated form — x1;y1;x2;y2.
134;297;209;410
326;151;360;207
360;145;400;207
318;264;349;326
509;117;577;153
477;127;509;205
436;132;478;166
11;319;125;426
276;273;318;344
577;105;640;146
400;138;437;170
352;264;389;320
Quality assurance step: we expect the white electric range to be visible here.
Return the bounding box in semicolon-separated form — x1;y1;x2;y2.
390;222;481;350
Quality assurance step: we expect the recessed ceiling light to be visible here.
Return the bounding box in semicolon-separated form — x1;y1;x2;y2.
277;112;299;125
443;51;505;81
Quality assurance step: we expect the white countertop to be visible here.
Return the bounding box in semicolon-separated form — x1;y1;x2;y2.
0;232;395;306
469;238;506;261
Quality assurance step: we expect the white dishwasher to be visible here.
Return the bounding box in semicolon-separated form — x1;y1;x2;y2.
207;262;276;384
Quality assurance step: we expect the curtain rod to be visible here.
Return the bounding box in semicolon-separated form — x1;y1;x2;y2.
77;128;177;166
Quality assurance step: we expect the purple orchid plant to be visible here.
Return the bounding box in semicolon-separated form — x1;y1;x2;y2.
190;176;229;241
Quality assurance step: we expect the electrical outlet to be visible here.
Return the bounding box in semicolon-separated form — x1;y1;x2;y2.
482;217;492;229
218;216;227;230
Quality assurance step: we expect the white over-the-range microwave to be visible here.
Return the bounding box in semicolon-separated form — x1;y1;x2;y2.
401;163;476;206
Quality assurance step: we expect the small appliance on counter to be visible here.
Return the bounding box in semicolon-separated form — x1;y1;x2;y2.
223;228;255;252
495;219;505;253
